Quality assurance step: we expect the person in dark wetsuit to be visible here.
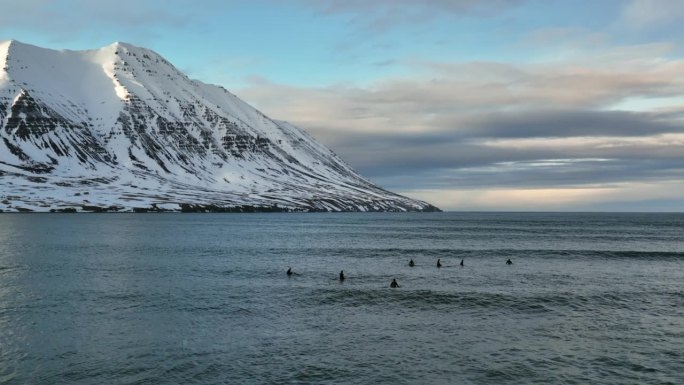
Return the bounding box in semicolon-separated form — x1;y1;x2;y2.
409;259;415;267
287;267;293;276
506;259;513;265
390;278;400;288
339;270;345;281
437;259;442;268
460;259;464;267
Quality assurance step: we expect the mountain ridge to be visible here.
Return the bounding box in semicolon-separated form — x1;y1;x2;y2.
0;40;439;213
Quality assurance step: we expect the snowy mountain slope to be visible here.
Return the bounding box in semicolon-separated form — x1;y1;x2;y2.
0;40;439;212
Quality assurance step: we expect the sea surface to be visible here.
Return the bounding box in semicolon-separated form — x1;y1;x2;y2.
0;212;682;384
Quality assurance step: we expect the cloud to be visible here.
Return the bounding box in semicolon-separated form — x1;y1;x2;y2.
521;27;608;51
336;133;684;191
296;0;526;32
621;0;684;29
372;59;398;67
456;110;683;138
307;0;524;14
240;47;684;140
237;42;684;209
0;0;227;42
303;0;525;17
404;181;684;211
0;0;525;42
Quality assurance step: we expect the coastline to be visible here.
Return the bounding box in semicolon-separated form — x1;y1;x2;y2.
0;203;442;213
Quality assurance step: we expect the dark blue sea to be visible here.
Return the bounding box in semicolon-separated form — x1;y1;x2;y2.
0;212;683;384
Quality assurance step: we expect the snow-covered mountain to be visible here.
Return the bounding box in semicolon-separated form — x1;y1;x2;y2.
0;40;438;212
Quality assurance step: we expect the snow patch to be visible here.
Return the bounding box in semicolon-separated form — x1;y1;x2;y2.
0;40;11;85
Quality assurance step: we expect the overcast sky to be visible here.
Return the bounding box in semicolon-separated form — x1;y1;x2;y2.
2;0;684;211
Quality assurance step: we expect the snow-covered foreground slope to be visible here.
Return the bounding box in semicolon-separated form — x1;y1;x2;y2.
0;40;438;212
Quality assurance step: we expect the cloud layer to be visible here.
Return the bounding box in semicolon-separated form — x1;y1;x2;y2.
239;39;684;210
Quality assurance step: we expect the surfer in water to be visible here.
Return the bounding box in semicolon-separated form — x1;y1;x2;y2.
287;267;293;276
409;259;415;267
339;270;345;282
390;278;400;288
506;259;513;265
437;259;442;268
460;259;464;267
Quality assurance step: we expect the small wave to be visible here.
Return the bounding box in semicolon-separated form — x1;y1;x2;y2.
588;250;684;260
463;249;684;260
257;247;684;261
306;288;659;315
288;365;353;383
311;288;542;312
98;292;147;302
0;265;25;274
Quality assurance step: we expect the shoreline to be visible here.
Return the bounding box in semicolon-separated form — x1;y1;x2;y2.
0;203;442;214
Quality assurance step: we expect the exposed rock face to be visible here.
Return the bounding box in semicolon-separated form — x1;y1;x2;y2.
0;40;439;212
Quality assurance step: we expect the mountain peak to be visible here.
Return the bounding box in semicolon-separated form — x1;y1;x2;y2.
1;39;24;48
1;39;62;56
107;41;143;53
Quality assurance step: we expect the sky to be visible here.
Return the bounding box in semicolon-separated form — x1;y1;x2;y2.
1;0;684;211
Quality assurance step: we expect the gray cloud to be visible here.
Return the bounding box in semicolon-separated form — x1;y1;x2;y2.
307;0;524;14
301;0;525;20
620;0;684;29
384;158;684;190
0;0;227;42
372;59;398;67
336;131;684;183
299;0;526;31
453;110;684;139
0;0;525;43
238;47;684;206
240;51;684;148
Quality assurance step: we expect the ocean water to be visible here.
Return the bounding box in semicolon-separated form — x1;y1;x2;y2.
0;212;682;384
